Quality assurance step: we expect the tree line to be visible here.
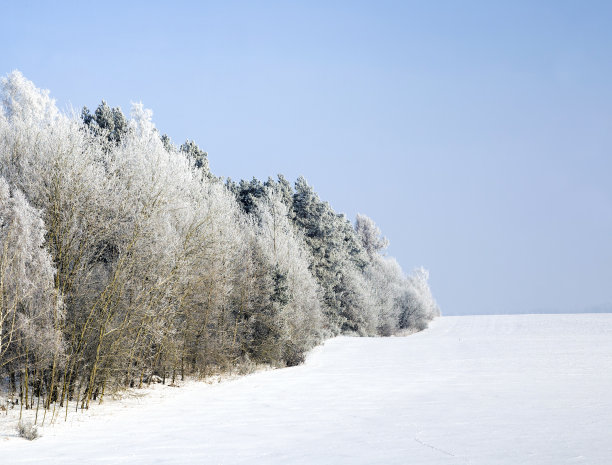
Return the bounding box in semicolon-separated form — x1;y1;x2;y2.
0;71;439;423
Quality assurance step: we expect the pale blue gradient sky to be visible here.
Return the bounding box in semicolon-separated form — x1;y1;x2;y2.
2;1;611;315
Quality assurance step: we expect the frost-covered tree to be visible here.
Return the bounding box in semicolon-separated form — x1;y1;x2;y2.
1;70;59;125
0;177;64;418
82;100;129;145
235;177;265;214
250;189;323;364
399;267;441;331
355;213;389;258
292;176;372;334
355;214;440;334
160;133;175;153
0;178;62;366
263;175;295;221
180;139;209;173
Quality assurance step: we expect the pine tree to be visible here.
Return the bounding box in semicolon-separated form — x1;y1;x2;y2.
355;213;389;258
292;176;371;334
180;139;209;173
82;100;129;145
235;177;265;214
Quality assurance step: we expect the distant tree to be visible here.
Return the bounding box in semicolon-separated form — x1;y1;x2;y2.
81;100;129;145
264;175;294;219
0;70;59;124
355;213;389;258
111;107;128;143
250;189;323;364
81;106;93;126
399;267;440;331
160;134;175;153
94;100;113;131
180;139;209;173
292;176;372;334
235;177;265;214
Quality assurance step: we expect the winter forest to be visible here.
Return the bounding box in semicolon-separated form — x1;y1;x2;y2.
0;71;439;422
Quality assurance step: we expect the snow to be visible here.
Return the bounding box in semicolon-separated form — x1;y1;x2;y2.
2;313;612;464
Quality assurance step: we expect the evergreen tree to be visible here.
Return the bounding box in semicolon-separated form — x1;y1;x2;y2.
180;139;209;173
292;176;371;334
81;100;129;145
160;134;175;153
264;175;295;220
235;177;265;214
355;213;389;259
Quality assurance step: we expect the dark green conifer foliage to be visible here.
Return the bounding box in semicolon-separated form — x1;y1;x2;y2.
180;139;209;172
160;134;175;153
111;107;128;144
291;176;370;333
236;178;265;214
81;100;129;145
264;175;295;221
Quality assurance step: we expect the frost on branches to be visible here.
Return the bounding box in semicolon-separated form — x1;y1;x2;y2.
0;71;440;423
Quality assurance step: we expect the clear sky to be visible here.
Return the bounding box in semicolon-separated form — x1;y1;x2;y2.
2;1;611;315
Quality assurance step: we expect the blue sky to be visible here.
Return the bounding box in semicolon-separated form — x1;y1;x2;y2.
2;1;611;315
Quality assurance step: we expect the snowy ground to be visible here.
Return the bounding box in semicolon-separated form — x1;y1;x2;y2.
2;313;612;464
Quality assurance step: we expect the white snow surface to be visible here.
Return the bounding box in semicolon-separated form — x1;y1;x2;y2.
2;313;612;464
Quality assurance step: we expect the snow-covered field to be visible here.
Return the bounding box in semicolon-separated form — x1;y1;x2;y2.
2;314;611;464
